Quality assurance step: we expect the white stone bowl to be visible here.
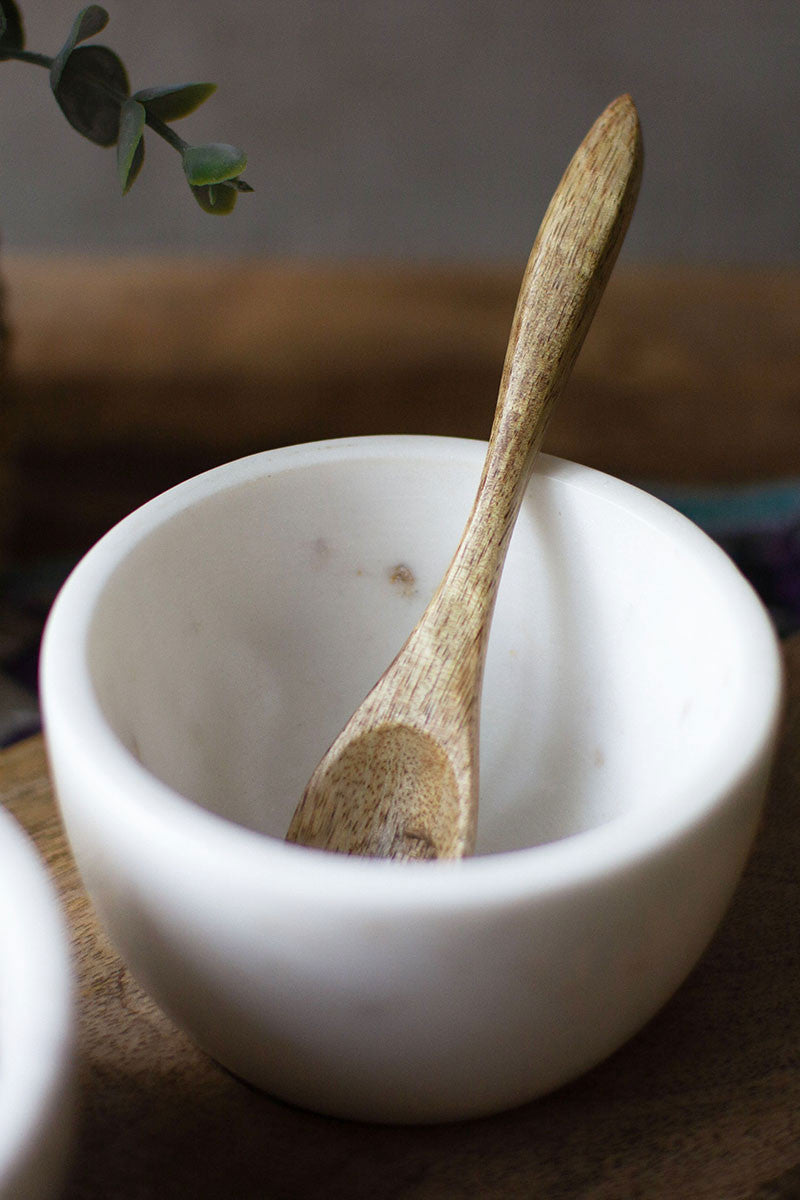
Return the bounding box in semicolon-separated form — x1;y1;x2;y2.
0;805;74;1198
40;436;783;1123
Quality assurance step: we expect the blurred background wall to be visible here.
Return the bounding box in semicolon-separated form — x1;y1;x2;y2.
1;1;799;746
1;0;797;263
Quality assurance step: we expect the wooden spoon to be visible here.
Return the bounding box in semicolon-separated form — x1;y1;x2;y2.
287;94;643;861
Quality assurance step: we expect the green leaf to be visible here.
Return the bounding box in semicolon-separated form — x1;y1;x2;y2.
132;82;217;122
182;142;247;186
191;182;239;215
52;44;129;146
0;0;24;58
117;98;145;193
50;6;110;90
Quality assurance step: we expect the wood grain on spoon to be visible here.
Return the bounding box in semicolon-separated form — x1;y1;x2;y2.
287;94;643;860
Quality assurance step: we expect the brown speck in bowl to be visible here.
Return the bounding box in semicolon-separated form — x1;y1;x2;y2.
389;563;417;597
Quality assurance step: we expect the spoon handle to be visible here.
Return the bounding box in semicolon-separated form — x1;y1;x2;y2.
423;94;643;661
287;96;643;862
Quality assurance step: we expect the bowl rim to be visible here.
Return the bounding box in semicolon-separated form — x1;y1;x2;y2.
40;435;784;910
0;803;74;1194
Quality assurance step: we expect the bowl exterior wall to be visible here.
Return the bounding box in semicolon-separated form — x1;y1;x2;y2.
41;438;783;1123
46;718;771;1123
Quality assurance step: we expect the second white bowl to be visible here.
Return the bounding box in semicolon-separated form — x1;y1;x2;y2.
0;804;74;1198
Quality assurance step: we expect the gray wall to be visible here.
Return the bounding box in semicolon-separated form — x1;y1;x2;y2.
1;1;797;262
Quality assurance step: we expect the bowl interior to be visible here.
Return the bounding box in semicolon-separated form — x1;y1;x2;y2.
87;442;755;855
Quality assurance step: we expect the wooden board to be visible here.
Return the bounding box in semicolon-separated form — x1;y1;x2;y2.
2;634;800;1199
3;258;800;560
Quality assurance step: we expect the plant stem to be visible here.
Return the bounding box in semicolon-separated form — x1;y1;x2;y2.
141;108;188;153
1;47;50;68
1;45;250;187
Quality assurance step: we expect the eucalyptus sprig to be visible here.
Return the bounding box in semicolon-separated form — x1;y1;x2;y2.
0;2;253;214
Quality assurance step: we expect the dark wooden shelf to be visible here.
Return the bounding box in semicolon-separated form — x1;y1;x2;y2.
3;257;799;559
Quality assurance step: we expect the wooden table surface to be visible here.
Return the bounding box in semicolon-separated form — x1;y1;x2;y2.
1;634;798;1199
